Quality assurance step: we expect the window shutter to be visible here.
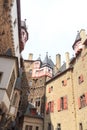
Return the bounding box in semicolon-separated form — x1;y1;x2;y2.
46;102;49;114
79;74;84;84
85;92;87;105
80;74;84;82
58;98;61;111
48;87;51;93
78;98;81;109
64;80;67;86
51;101;54;112
64;96;68;109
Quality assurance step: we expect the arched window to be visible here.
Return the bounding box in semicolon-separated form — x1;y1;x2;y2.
12;93;18;106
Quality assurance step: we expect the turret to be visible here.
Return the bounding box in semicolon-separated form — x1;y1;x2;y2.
20;20;29;52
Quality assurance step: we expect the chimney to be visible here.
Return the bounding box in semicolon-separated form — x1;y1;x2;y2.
65;52;70;68
28;53;33;60
56;54;61;70
80;29;87;44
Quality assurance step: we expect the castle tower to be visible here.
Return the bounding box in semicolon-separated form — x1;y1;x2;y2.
20;20;29;52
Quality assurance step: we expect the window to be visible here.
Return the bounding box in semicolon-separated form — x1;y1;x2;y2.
48;68;51;72
29;81;32;87
78;93;87;109
0;72;3;83
48;87;51;93
62;80;67;86
35;97;40;107
78;74;84;84
48;86;53;93
40;79;42;83
46;102;49;114
50;101;54;112
30;109;36;115
25;125;32;130
79;123;83;130
36;126;39;130
57;123;61;130
51;86;53;91
48;123;51;130
58;96;68;111
7;70;15;98
46;101;54;114
80;95;86;107
12;93;17;106
31;98;33;103
29;69;32;74
61;97;64;110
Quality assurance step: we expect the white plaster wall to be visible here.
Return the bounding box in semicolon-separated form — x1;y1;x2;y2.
11;0;20;67
3;91;10;109
0;90;10;110
0;57;14;89
0;57;18;110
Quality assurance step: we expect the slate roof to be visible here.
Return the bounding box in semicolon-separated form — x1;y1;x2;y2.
72;31;81;49
75;31;81;41
42;53;54;69
36;56;41;61
36;54;41;61
5;48;12;56
25;103;35;115
55;57;74;76
58;62;66;73
24;103;43;119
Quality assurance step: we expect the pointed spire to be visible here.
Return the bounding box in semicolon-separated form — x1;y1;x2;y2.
36;54;41;61
42;52;54;69
72;30;81;49
43;52;49;65
75;31;81;42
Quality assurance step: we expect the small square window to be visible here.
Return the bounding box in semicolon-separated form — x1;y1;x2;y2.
78;74;84;84
48;123;51;130
57;123;61;130
79;94;86;108
25;125;32;130
62;80;67;86
51;86;53;91
29;69;32;74
29;81;32;86
35;97;40;107
36;126;39;130
79;123;83;130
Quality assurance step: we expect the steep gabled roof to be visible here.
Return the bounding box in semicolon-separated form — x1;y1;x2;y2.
36;55;42;63
58;62;66;73
42;52;49;65
72;31;81;49
75;31;81;42
24;103;43;119
42;52;54;69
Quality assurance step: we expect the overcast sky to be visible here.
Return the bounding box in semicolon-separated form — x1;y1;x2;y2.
21;0;87;64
